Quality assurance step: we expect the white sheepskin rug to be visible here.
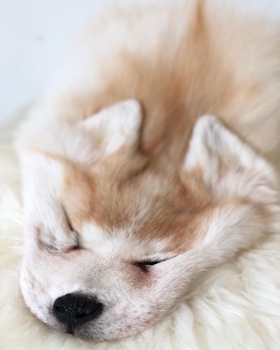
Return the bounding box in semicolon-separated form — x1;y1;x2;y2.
1;113;280;350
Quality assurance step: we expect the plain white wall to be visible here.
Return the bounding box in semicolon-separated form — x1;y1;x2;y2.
1;0;280;124
0;0;108;123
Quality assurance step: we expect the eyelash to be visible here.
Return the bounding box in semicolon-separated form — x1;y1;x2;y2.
134;259;166;271
63;244;80;254
63;207;81;252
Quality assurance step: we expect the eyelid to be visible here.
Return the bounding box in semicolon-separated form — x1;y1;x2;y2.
137;259;167;265
63;206;75;232
62;206;81;251
63;245;80;254
133;257;169;271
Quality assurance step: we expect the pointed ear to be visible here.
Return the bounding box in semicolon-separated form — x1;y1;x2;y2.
80;99;142;156
183;115;277;205
17;99;143;167
16;99;142;251
19;151;78;253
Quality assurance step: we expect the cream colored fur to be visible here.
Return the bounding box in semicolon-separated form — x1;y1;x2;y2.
1;113;280;349
2;0;280;348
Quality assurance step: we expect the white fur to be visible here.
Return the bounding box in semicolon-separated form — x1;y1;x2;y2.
80;222;172;259
1;115;280;349
16;99;142;166
15;100;280;341
13;11;280;345
81;99;142;155
2;0;280;347
184;115;278;205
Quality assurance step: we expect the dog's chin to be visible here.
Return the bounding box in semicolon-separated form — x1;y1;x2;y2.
45;309;159;342
60;322;150;342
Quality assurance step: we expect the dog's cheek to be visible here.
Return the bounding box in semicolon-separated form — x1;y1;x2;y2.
20;261;51;322
107;296;159;336
101;266;161;323
124;264;156;290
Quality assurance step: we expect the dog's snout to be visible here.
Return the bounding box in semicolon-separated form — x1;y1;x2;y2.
53;293;103;334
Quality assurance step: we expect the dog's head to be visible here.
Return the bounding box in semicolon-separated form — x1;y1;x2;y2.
17;100;278;340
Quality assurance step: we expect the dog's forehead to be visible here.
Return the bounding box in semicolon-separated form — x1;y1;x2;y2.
62;159;175;225
61;157;208;254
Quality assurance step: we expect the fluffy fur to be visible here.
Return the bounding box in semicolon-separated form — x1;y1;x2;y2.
1;115;280;349
1;0;280;348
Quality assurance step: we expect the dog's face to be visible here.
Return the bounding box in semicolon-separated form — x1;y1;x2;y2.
18;100;277;340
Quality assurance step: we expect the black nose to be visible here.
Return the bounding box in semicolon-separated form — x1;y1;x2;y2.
53;294;103;334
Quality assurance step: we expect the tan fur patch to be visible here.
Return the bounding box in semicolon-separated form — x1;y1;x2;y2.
49;0;280;253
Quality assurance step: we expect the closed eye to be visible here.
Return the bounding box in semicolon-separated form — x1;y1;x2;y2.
63;206;75;232
134;259;167;271
63;245;80;254
63;206;81;252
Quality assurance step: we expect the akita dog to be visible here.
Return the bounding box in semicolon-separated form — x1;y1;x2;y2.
16;0;280;341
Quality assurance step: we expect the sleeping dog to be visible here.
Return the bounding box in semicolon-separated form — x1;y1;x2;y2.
16;0;280;341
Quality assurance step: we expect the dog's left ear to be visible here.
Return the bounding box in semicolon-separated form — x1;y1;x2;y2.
183;115;277;205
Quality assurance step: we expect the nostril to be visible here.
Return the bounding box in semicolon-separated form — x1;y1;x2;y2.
54;304;66;315
53;293;103;330
76;308;93;319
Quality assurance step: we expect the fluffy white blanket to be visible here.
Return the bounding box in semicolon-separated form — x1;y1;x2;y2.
1;114;280;350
